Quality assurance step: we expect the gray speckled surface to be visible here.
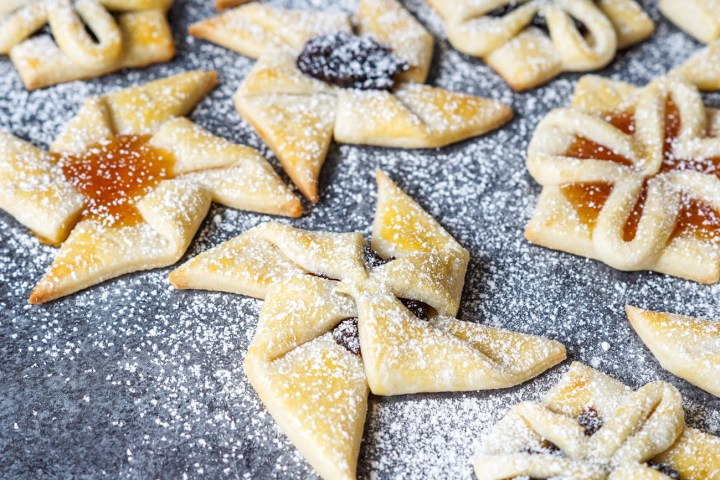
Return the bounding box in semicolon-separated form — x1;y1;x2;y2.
1;1;719;478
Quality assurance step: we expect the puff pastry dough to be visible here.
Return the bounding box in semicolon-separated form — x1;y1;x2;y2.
427;0;654;91
190;0;513;202
660;0;720;44
475;362;720;479
0;0;175;90
170;170;566;480
627;305;720;399
526;51;720;283
0;71;300;303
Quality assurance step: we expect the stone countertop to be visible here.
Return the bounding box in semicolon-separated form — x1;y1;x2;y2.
1;0;719;478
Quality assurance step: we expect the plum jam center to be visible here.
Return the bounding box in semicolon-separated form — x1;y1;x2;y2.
296;32;409;90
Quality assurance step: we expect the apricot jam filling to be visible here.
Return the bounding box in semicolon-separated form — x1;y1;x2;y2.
56;135;174;228
559;183;614;231
561;101;720;243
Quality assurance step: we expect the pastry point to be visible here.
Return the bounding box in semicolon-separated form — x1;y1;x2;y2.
626;305;720;398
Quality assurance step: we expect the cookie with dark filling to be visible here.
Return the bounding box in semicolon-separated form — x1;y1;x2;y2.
189;0;513;202
170;171;567;480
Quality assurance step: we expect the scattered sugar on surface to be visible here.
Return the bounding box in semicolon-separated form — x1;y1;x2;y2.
1;0;719;479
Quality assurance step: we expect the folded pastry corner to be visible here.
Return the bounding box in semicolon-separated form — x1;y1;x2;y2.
171;170;566;479
626;305;720;398
660;0;720;44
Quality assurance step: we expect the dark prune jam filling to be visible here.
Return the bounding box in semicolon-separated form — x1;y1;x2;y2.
487;1;518;17
362;246;393;269
531;12;589;37
512;440;561;478
400;298;431;320
647;462;680;479
577;406;603;436
486;2;589;37
332;317;361;356
521;439;562;456
297;32;409;90
307;272;331;280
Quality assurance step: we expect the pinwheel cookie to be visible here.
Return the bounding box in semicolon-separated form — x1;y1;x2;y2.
525;52;720;284
170;171;566;480
426;0;654;91
189;0;513;202
0;0;175;90
627;306;720;398
0;71;300;304
660;0;720;44
474;362;720;479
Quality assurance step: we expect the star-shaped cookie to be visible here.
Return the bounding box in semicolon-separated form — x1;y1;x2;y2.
169;170;567;479
0;0;175;90
475;362;720;479
189;0;513;202
0;70;301;303
426;0;654;91
525;46;720;283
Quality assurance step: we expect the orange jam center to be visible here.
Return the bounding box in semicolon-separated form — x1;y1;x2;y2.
559;183;614;230
561;101;720;243
57;135;174;227
563;109;635;167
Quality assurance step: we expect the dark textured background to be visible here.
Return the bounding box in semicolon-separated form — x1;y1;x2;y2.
1;1;719;478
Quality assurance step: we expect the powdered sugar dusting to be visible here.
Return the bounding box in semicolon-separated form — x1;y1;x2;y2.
1;0;719;479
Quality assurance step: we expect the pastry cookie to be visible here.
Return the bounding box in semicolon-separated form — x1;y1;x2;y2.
474;362;720;479
427;0;654;91
627;305;720;398
0;71;300;303
170;171;566;480
525;54;720;283
0;0;175;90
660;0;720;44
190;0;513;202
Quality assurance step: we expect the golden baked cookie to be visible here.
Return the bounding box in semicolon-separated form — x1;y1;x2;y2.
627;305;720;398
170;170;566;480
474;362;720;479
189;0;513;202
525;46;720;283
426;0;654;91
0;71;300;304
0;0;176;90
660;0;720;44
